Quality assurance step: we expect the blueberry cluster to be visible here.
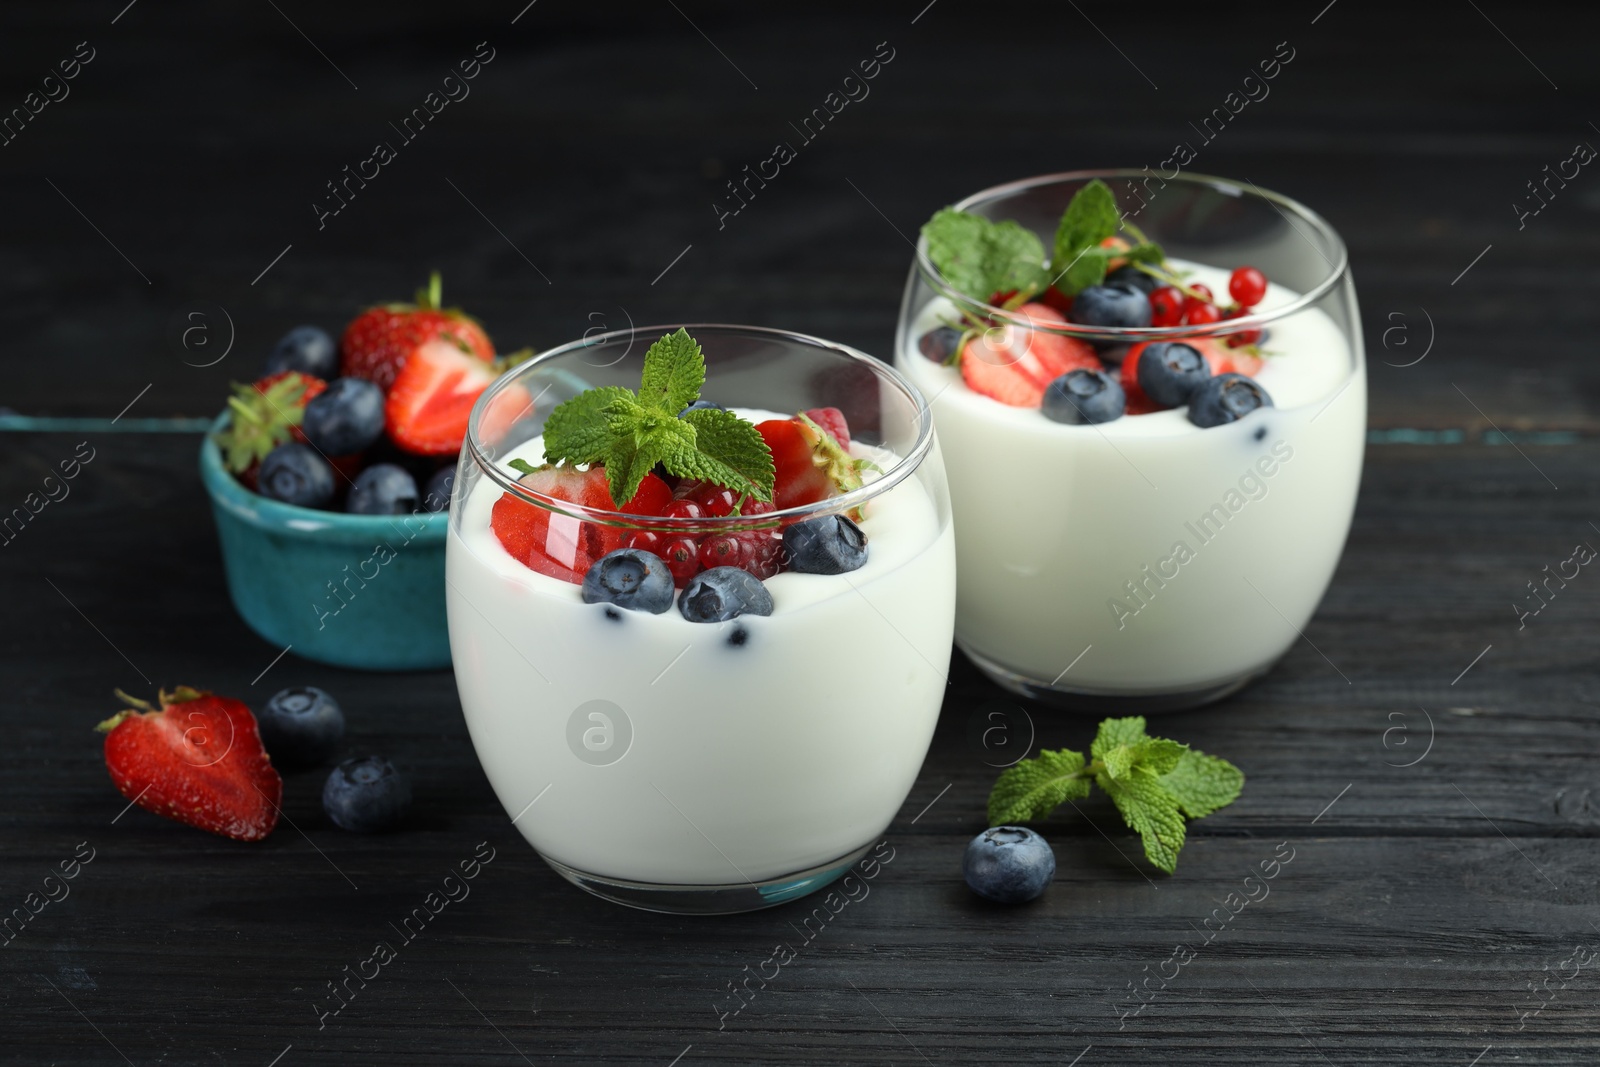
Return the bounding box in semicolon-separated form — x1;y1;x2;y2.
256;684;412;834
580;513;868;624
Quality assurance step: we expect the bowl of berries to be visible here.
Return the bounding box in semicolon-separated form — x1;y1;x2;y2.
895;170;1364;710
200;273;520;671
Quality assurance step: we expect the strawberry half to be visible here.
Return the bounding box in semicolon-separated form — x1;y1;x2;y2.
98;687;281;842
959;303;1101;408
491;467;673;584
340;272;494;391
385;338;500;456
758;414;870;511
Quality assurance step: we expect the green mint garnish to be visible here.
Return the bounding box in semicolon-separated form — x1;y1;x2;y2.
921;179;1167;303
921;208;1050;304
986;716;1242;874
538;328;775;507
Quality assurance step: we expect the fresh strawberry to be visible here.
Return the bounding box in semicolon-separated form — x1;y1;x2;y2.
1039;286;1075;316
339;272;494;391
1119;345;1159;415
216;371;327;482
959;303;1101;408
758;415;871;511
384;338;500;456
799;407;850;448
97;686;281;842
491;466;671;583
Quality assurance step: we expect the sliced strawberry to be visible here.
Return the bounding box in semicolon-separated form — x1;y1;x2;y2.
799;407;850;448
1120;344;1159;415
385;338;499;456
339;272;494;391
759;418;834;509
491;467;672;583
98;687;281;842
962;334;1045;407
958;303;1102;408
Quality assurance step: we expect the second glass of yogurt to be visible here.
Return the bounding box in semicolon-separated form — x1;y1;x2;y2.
896;170;1365;712
447;324;954;913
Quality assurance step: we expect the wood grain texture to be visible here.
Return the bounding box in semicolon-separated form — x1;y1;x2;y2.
4;0;1600;1063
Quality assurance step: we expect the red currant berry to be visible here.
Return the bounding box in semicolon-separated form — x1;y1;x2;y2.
697;534;747;570
690;484;739;517
1226;328;1263;348
1183;284;1214;313
661;538;701;586
627;530;665;553
662;499;704;523
1183;302;1222;326
1228;266;1267;308
1149;286;1184;326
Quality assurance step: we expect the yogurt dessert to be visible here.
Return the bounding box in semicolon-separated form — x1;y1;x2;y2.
446;327;955;911
894;173;1365;709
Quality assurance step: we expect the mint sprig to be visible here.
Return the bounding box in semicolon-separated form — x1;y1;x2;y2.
539;328;775;507
1048;179;1165;296
986;716;1243;874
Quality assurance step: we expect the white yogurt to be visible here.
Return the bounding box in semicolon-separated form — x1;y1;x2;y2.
446;416;955;884
897;264;1365;695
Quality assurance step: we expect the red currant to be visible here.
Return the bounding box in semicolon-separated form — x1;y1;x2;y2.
697;534;747;570
661;538;701;586
689;484;739;517
1226;329;1262;348
1183;302;1222;326
1228;266;1267;308
1183;283;1214;313
1149;286;1184;326
627;530;665;553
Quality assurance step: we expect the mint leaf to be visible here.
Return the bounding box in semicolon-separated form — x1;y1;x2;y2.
507;458;540;476
637;328;705;415
680;406;775;500
1091;716;1149;762
922;208;1048;302
1123;241;1165;265
602;401;693;506
1132;737;1187;777
1098;771;1187;875
1054;246;1112;295
987;748;1091;825
1102;743;1136;781
1053;178;1120;265
542;385;633;466
1160;748;1244;819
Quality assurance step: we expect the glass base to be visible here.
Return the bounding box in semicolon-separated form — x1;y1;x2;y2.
541;842;873;915
960;643;1270;714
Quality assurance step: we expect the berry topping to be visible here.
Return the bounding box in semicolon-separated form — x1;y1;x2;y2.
265;325;338;379
97;687;281;842
958;303;1102;408
757;416;868;511
302;377;385;456
1042;369;1126;425
490;465;672;584
581;547;676;614
678;399;724;416
1187;374;1274;428
217;371;327;483
258;442;336;508
782;514;868;574
339;272;493;391
679;566;774;623
918;325;962;364
1181;301;1222;326
384;337;500;456
1117;346;1158;415
322;754;412;833
258;686;344;767
1183;283;1214;312
1070;283;1153;329
1226;328;1264;349
346;463;420;515
1106;264;1160;295
697;534;747;571
963;826;1056;904
659;537;703;586
800;407;851;448
1228;266;1267;308
1149;286;1185;327
1136;342;1211;407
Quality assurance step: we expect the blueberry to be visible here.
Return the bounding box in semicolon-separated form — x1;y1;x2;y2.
258;442;335;508
1093;341;1133;366
258;686;344;766
422;467;454;512
1107;265;1160;296
1136;342;1211;407
301;377;385;456
963;826;1056;904
782;514;868;574
264;325;337;378
1043;369;1125;425
679;566;774;623
679;400;724;417
918;325;962;363
1187;373;1275;428
322;755;412;833
346;463;419;515
582;548;676;614
1069;283;1152;329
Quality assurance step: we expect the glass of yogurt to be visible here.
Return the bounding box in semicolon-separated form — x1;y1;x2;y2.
895;170;1364;712
446;324;954;913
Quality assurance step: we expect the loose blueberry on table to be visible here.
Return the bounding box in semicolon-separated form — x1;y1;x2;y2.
487;329;876;623
917;178;1278;427
323;754;412;833
963;826;1056;904
257;685;345;767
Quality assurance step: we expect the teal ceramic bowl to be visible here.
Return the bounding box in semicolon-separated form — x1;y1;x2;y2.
198;414;451;670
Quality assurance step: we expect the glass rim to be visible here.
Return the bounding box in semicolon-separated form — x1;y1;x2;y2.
464;323;936;530
914;168;1351;340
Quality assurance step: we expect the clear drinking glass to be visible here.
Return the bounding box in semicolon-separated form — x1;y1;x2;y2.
894;170;1365;712
447;324;955;913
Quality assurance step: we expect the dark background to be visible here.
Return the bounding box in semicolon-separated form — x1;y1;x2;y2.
5;1;1600;1064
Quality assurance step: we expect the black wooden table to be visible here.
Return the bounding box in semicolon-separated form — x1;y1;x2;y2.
5;2;1599;1063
